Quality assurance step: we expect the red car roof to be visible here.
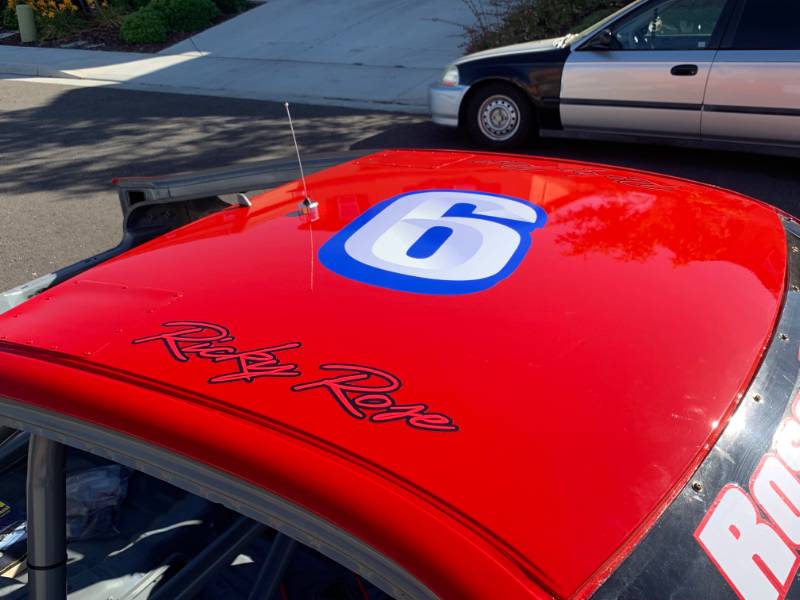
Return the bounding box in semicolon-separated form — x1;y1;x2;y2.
0;150;786;599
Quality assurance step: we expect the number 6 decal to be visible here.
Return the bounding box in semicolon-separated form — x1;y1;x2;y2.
319;190;546;295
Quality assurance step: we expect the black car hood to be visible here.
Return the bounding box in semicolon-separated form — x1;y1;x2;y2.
455;36;567;65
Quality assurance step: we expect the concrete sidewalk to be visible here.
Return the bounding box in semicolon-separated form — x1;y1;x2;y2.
0;0;474;112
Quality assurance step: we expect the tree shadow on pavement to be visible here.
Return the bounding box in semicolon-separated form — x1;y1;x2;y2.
0;81;431;197
0;80;441;288
1;79;798;215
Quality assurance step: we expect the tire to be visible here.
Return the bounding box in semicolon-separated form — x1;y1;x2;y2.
464;82;535;150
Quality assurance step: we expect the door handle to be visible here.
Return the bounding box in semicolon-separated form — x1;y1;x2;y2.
671;64;698;76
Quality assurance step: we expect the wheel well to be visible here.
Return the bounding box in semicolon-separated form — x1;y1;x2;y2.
458;78;538;130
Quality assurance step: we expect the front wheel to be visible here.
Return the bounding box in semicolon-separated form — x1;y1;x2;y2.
464;83;534;149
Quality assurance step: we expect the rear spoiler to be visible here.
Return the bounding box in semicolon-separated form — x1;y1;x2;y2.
1;151;370;313
115;151;370;212
115;150;371;245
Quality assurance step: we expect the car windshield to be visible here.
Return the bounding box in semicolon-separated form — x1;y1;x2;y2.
566;0;645;43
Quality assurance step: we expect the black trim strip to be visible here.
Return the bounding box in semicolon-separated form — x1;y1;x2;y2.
561;98;800;118
561;98;702;111
704;104;800;117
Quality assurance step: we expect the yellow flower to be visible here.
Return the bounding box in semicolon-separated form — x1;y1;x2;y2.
47;10;55;17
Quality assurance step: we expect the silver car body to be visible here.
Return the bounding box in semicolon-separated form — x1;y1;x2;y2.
702;50;800;144
562;49;800;145
429;85;468;128
560;50;716;136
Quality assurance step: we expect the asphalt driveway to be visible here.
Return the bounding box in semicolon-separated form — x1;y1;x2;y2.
1;79;798;291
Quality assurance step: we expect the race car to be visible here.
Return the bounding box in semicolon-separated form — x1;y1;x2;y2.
0;149;797;600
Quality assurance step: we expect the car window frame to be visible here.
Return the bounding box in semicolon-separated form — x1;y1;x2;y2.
0;397;436;600
576;0;738;52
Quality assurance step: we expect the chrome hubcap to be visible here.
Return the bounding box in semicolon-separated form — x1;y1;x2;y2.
478;95;520;142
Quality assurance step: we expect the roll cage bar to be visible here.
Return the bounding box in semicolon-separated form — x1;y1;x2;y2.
26;435;66;600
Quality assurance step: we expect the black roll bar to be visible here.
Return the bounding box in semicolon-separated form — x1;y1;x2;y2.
26;435;67;600
247;533;297;600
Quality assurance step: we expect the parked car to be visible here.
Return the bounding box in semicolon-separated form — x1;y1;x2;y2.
430;0;800;151
1;149;799;600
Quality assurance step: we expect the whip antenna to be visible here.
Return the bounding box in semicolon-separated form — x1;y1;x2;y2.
284;102;319;222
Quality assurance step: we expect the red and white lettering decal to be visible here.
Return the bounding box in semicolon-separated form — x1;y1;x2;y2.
752;455;800;545
695;484;799;600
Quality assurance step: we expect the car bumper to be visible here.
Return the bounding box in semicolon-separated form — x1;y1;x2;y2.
429;84;468;128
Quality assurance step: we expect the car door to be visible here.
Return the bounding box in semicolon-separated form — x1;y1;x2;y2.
561;0;733;137
702;0;800;145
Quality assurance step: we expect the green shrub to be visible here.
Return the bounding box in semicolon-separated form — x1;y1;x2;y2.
1;6;17;29
210;0;243;14
464;0;628;53
120;7;166;42
148;0;217;32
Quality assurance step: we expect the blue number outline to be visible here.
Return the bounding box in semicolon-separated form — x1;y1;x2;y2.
318;189;547;295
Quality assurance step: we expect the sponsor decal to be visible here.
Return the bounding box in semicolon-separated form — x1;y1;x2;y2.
319;189;546;295
132;322;457;433
132;321;302;383
291;364;458;433
695;393;800;600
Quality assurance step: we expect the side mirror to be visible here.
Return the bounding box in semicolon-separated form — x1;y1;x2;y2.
584;28;614;50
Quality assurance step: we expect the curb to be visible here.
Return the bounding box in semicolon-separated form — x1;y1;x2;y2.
0;61;80;79
113;80;431;114
0;64;430;114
